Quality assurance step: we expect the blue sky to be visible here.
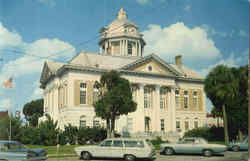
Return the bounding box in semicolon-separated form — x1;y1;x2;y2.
0;0;249;116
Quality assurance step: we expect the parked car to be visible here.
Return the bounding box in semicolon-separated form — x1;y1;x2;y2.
0;140;47;161
228;136;248;152
160;137;227;157
75;138;156;161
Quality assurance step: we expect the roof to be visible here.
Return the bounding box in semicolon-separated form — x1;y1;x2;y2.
169;64;203;79
46;60;64;74
69;51;140;70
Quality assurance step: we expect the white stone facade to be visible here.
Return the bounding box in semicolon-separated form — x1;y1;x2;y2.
39;8;206;139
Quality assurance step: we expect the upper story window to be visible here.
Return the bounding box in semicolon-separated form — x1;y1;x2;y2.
160;88;167;109
80;83;87;104
128;42;132;56
184;90;188;109
193;91;198;109
144;87;151;108
175;90;180;109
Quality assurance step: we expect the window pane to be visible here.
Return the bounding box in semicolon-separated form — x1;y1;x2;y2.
80;91;86;104
113;141;123;147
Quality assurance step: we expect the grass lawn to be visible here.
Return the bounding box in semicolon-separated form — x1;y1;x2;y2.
26;145;81;157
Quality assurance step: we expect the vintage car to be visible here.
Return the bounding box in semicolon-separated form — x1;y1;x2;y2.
74;138;156;161
0;140;47;161
228;136;248;152
160;137;227;157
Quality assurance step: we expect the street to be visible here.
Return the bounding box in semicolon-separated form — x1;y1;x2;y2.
47;151;247;161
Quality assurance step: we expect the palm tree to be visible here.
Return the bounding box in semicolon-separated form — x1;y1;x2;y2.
205;65;238;144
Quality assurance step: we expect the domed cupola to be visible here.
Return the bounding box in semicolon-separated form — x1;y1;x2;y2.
99;8;146;57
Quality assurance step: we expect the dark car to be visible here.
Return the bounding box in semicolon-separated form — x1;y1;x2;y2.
0;140;47;161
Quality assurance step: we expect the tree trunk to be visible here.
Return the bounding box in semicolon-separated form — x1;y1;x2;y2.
110;116;116;138
106;119;111;138
222;104;229;144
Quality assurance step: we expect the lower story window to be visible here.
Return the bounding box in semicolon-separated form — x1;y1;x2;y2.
194;121;198;128
80;120;86;127
93;120;100;127
160;119;165;132
185;121;189;131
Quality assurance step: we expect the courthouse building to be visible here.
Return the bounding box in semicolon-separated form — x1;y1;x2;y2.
39;8;206;137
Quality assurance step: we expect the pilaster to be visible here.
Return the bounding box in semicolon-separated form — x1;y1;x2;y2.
153;85;161;132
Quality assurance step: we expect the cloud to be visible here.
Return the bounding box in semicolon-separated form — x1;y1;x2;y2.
142;23;222;66
136;0;151;5
184;5;191;11
0;23;22;48
38;0;56;7
0;98;13;110
201;24;227;37
238;30;248;37
29;80;43;101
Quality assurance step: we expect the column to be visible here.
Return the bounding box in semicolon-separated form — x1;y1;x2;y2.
153;85;160;132
135;83;145;133
138;41;141;56
170;87;176;132
125;40;128;56
104;42;107;54
135;41;138;56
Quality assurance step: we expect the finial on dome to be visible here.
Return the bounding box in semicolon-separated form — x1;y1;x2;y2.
117;7;127;20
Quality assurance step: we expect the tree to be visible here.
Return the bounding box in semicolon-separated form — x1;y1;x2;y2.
93;70;137;138
23;99;44;126
205;65;238;144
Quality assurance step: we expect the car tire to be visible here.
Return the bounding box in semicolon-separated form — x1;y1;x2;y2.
81;151;91;160
203;149;213;157
164;147;174;155
124;154;136;161
232;145;240;152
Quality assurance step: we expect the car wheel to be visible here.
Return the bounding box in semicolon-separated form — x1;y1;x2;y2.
203;149;213;157
164;147;174;155
232;145;240;152
81;151;91;160
124;154;136;161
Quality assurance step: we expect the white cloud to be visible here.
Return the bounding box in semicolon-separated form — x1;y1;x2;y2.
0;98;13;111
201;24;227;37
184;5;191;11
29;80;43;100
142;23;222;65
238;30;248;37
136;0;151;5
0;23;22;48
38;0;56;7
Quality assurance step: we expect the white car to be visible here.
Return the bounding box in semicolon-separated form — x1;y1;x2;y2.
75;138;156;161
160;137;227;157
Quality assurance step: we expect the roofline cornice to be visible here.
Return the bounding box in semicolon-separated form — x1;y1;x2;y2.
98;36;146;45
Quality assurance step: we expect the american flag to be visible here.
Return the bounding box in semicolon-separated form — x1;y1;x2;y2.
3;77;13;88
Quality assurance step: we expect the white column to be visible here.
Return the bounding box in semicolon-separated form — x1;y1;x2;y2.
153;85;161;132
104;42;107;54
135;41;138;56
170;87;176;132
135;83;145;133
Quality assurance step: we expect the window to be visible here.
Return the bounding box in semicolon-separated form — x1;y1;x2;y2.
160;88;167;109
80;83;87;104
160;119;165;132
93;120;100;127
145;117;150;132
113;140;123;147
184;91;188;109
101;140;112;147
144;87;151;108
93;87;99;103
128;42;132;55
127;118;133;132
176;121;180;129
193;91;198;109
148;65;152;71
124;141;144;148
185;121;189;131
80;120;86;127
175;90;180;109
194;121;198;128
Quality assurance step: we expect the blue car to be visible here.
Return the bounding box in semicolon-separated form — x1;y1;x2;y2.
228;136;248;152
0;140;47;161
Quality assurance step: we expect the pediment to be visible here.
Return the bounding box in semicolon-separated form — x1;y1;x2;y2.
121;54;181;77
40;62;53;84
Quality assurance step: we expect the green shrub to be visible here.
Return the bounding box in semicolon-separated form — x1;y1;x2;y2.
63;124;78;145
78;127;106;145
